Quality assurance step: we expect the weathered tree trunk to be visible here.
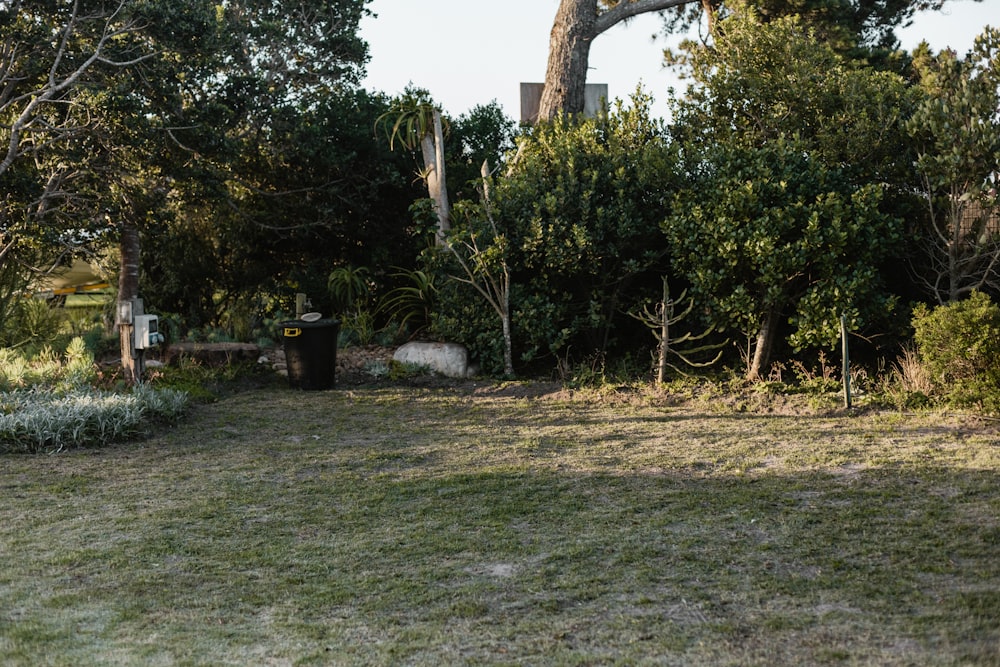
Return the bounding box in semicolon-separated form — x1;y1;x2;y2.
420;108;450;243
702;0;720;32
748;307;778;381
538;0;698;122
118;221;141;385
538;0;597;122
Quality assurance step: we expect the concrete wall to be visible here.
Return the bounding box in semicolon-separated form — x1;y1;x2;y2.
519;83;609;123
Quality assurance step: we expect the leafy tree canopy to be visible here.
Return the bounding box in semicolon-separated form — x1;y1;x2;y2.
905;27;1000;302
0;0;379;336
447;92;679;366
665;139;900;368
671;6;914;185
539;0;971;119
664;0;964;58
666;12;910;378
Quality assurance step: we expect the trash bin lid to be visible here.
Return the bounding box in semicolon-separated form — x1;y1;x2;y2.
278;318;341;329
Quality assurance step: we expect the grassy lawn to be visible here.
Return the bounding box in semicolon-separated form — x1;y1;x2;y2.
1;383;999;665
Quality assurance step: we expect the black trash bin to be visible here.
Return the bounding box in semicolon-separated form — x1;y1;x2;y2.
279;318;340;390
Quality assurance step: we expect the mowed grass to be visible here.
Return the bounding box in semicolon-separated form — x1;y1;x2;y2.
1;384;999;666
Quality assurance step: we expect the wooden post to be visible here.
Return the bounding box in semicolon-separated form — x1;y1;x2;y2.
118;220;142;386
118;298;144;385
841;314;852;409
658;276;670;384
117;300;135;383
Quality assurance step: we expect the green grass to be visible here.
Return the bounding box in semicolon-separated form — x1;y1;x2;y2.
1;385;998;665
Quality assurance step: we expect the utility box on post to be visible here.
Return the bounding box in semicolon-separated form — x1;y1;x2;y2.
133;314;164;350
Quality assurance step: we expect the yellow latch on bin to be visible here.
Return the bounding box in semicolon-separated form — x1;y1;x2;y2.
283;327;302;337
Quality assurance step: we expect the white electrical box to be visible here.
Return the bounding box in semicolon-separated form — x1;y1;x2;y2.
134;314;165;350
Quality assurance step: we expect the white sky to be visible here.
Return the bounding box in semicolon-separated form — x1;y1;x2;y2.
359;0;1000;121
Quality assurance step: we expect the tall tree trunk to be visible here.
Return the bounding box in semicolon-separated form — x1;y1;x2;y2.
539;0;597;122
702;0;720;32
538;0;698;122
748;307;778;381
118;221;141;385
420;108;450;243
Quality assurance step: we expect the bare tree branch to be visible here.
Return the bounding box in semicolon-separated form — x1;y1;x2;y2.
595;0;695;34
0;1;152;179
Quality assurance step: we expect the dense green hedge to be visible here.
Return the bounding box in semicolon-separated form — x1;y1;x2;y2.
912;292;1000;413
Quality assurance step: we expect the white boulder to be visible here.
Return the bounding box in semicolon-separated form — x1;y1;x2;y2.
393;341;474;379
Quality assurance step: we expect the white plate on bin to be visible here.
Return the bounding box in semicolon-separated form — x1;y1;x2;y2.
301;312;322;322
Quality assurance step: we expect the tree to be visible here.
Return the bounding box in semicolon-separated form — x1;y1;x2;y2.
146;87;421;332
664;139;901;380
445;103;518;203
0;1;152;180
0;1;377;374
539;0;696;121
707;0;965;61
0;1;171;364
538;0;968;121
629;276;724;382
0;1;153;308
665;13;910;379
671;8;914;186
906;28;1000;303
376;91;451;243
452;92;676;370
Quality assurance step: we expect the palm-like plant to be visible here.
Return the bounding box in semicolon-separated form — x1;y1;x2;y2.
377;268;436;339
375;92;450;242
327;265;371;314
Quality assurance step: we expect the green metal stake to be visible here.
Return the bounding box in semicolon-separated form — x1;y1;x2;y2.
841;314;852;409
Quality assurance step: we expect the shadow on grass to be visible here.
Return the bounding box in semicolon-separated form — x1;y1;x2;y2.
1;386;998;665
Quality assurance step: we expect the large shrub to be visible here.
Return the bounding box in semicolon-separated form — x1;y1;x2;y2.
664;138;901;380
433;93;678;374
912;291;1000;412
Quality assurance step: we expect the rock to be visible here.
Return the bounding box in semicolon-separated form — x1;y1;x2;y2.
393;341;474;379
